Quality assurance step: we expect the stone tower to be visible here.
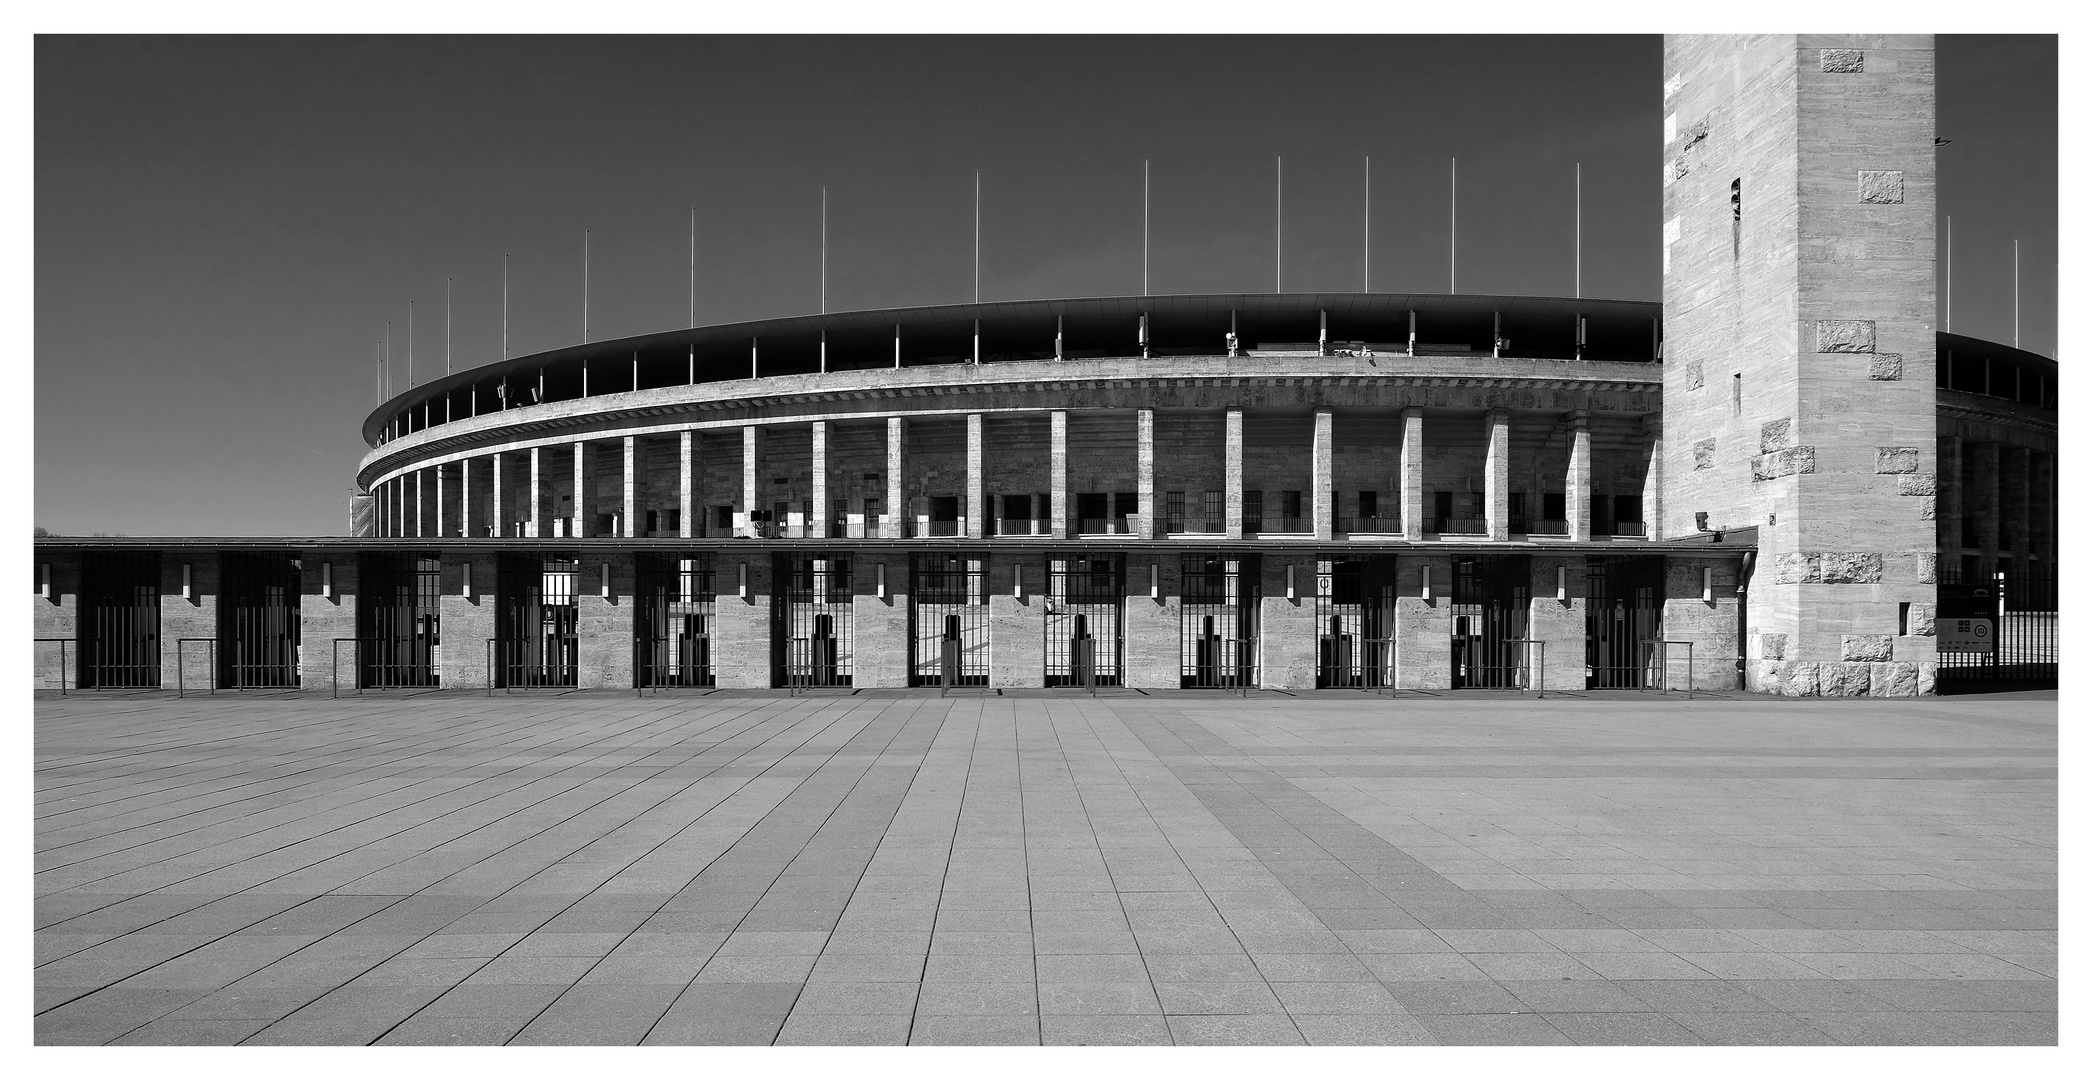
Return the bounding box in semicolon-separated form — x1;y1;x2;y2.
1661;35;1938;696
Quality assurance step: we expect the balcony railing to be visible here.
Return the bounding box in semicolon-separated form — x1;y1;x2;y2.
993;517;1047;537
1437;516;1487;534
1344;514;1397;534
1528;519;1568;536
1078;517;1133;535
1252;516;1309;534
1610;520;1647;538
1167;517;1225;534
918;519;962;538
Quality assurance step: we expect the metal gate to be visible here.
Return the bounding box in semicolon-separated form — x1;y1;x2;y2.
1938;564;2057;689
775;553;854;688
358;553;441;687
1047;553;1123;687
496;555;578;687
220;553;300;688
1452;555;1531;689
635;553;716;688
79;552;161;688
1316;556;1398;688
1586;555;1663;688
911;554;989;687
1181;553;1259;688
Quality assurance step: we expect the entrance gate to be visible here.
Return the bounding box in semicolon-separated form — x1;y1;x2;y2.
496;555;578;687
1938;564;2057;690
1046;553;1123;687
1452;555;1531;688
774;553;854;688
1586;555;1663;688
1181;553;1260;688
359;553;441;687
635;553;716;688
911;554;989;687
80;552;161;688
220;553;300;688
1316;556;1399;688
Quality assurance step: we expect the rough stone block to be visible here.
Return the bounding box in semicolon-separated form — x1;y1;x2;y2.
1917;496;1936;520
1909;603;1935;637
1875;447;1919;474
1692;438;1716;470
1887;551;1938;584
1820;48;1864;73
1683;360;1704;390
1897;472;1935;496
1819;552;1883;584
1772;552;1816;584
1783;662;1820;697
1760;418;1792;453
1868;353;1905;380
1815;320;1876;353
1751;446;1815;481
1821;662;1868;697
1841;634;1892;662
1857;170;1904;204
1759;632;1787;660
1917;663;1937;695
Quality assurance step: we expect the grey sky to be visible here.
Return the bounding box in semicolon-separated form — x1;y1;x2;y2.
33;34;2055;536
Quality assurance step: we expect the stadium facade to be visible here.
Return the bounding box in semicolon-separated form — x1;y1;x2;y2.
32;34;2057;697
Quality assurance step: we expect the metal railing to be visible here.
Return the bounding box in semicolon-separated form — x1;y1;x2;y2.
919;520;962;538
781;636;851;693
1641;639;1695;697
175;638;216;697
994;517;1047;537
1077;517;1132;535
1501;639;1547;698
1253;517;1309;534
1438;517;1487;534
485;637;579;695
1528;519;1569;535
632;635;715;692
1611;520;1648;538
34;638;72;694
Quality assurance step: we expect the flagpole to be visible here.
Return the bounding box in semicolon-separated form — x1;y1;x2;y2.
502;255;509;360
1945;216;1952;332
689;207;697;328
1450;158;1458;295
445;278;453;375
1276;156;1283;293
2013;240;2019;348
407;301;413;388
1143;159;1150;296
583;229;590;344
1363;155;1370;293
973;170;981;304
1575;163;1582;299
821;187;828;314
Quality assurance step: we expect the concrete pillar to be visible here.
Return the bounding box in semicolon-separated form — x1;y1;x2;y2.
1484;409;1510;541
414;469;426;538
1970;440;1999;569
461;457;475;539
885;417;906;539
440;555;492;690
1050;410;1069;539
678;431;695;538
1526;555;1587;691
436;465;449;538
1567;410;1592;542
161;553;218;690
1123;553;1180;689
1259;556;1314;688
299;554;355;691
1311;409;1334;541
2002;445;2030;559
576;553;634;688
965;413;983;540
1937;434;1963;556
528;447;543;537
810;421;829;540
740;426;760;538
1401;408;1424;540
1394;553;1453;689
1225;408;1244;540
2030;448;2053;562
623;436;639;537
491;453;505;537
854;555;907;687
988;554;1042;688
1137;408;1156;539
573;441;589;539
1640;414;1662;540
713;553;772;688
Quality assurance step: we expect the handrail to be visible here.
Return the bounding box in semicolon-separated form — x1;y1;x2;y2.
1640;638;1695;698
1502;638;1546;699
33;638;72;695
174;638;217;698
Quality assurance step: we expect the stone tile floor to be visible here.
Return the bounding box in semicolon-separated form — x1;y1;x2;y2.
34;688;2056;1045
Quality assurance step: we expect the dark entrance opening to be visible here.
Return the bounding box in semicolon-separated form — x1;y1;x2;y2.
358;553;440;687
1316;555;1400;688
220;553;300;688
774;553;854;687
1452;555;1531;688
911;553;988;686
1586;555;1663;688
1047;553;1123;687
636;553;716;688
495;554;578;687
79;552;161;688
1181;553;1260;688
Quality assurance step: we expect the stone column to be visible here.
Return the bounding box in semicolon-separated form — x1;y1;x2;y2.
573;441;589;539
1640;414;1663;540
679;431;695;539
885;417;906;539
2002;445;2030;559
461;456;475;539
1312;409;1335;541
1970;440;1999;569
1567;410;1592;542
810;421;829;539
1484;409;1510;541
964;413;983;539
528;447;543;537
414;469;426;537
1401;407;1424;539
1050;410;1069;539
435;465;447;538
741;426;760;538
2030;448;2054;562
1137;408;1156;539
1225;407;1244;539
491;453;505;537
1936;434;1963;557
623;435;639;537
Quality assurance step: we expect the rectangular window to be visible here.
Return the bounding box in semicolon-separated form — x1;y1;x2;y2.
1593;494;1613;535
1203;490;1223;530
1281;490;1302;518
1433;491;1453;530
1543;492;1565;521
1358;490;1378;519
1165;491;1186;532
1732;372;1743;415
1508;492;1527;532
715;505;734;530
1615;495;1643;528
646;510;659;534
1243;490;1263;530
1113;492;1137;522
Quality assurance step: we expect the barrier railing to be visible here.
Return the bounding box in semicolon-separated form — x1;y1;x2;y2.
1641;639;1695;697
1502;638;1546;699
175;638;217;698
485;638;579;696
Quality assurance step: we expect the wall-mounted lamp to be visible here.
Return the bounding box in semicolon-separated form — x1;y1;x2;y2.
601;563;612;598
181;562;193;600
38;563;50;599
321;561;333;599
1150;563;1160;599
1556;565;1568;601
876;562;887;599
738;562;749;599
1702;566;1714;602
461;561;473;598
1013;563;1025;599
1420;565;1433;602
1285;564;1296;600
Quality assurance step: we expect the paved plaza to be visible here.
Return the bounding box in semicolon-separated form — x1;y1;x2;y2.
34;688;2056;1046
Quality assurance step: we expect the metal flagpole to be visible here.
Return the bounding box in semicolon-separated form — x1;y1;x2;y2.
502;255;509;359
1143;160;1150;296
1363;155;1370;292
1276;156;1283;293
1945;216;1952;332
821;188;828;314
974;171;981;304
446;278;453;375
2013;240;2019;348
583;230;590;344
407;301;413;388
376;341;383;405
384;322;392;400
1451;158;1458;294
1575;163;1582;299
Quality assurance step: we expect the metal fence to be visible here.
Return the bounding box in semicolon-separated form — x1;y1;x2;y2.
1315;556;1399;688
79;551;161;688
777;553;854;689
1181;553;1259;689
1451;555;1530;688
1938;564;2057;688
1047;553;1123;687
1586;554;1663;689
220;552;301;688
492;554;578;688
635;553;716;688
358;553;441;687
911;553;989;687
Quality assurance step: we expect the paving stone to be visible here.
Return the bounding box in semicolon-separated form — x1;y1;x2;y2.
1164;1014;1305;1045
908;1015;1040;1045
1291;1013;1438;1045
1041;1014;1174;1045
